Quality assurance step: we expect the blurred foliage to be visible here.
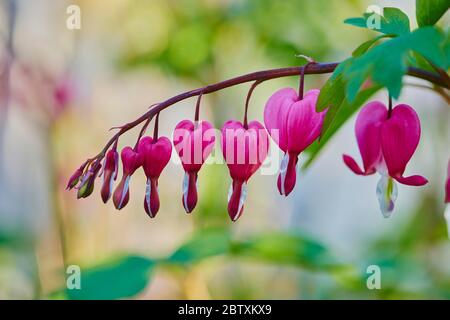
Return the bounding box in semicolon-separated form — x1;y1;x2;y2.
65;256;155;300
118;0;361;79
62;228;355;299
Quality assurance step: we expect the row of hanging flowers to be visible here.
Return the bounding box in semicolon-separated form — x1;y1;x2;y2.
67;62;450;222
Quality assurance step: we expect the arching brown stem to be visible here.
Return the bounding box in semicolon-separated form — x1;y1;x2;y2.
92;62;448;161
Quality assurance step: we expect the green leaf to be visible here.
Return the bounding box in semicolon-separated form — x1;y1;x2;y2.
232;232;342;271
168;228;231;264
316;59;350;113
66;256;155;300
344;26;447;100
344;7;410;36
352;35;393;57
305;85;382;169
416;0;449;27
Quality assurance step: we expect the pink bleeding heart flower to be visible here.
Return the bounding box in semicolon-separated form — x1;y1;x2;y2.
76;161;102;199
221;120;269;221
264;88;325;196
343;101;428;217
113;147;142;210
101;149;119;203
66;161;88;190
138;136;172;218
173;120;215;213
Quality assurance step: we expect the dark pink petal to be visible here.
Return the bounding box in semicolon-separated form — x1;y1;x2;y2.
286;89;324;153
227;180;246;221
264;87;298;152
121;147;143;175
144;178;160;218
221;120;268;220
66;167;84;190
343;154;366;175
112;147;141;210
277;152;298;196
356;102;387;170
66;161;88;190
221;120;268;182
182;172;198;213
351;101;387;175
394;175;428;186
113;175;131;210
138;136;172;178
173;120;215;172
381;104;426;185
101;149;119;203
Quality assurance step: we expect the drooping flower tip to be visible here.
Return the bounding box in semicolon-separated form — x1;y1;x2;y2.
264;87;324;196
76;162;102;199
173;119;215;213
113;147;142;210
139;136;172;218
101;149;119;203
221;120;268;221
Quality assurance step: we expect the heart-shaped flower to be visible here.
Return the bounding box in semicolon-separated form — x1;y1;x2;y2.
173;120;215;213
113;147;142;210
343;101;428;217
264;88;325;196
101;148;119;203
138;136;172;218
221;120;268;221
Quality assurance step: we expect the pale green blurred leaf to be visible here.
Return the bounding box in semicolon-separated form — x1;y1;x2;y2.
66;256;155;300
416;0;449;27
168;228;231;264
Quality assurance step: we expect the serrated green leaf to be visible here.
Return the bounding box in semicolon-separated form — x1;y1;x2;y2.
305;85;382;169
66;256;155;300
344;26;447;100
344;7;410;36
416;0;450;27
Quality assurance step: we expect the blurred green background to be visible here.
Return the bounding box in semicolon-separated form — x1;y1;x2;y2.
0;0;449;299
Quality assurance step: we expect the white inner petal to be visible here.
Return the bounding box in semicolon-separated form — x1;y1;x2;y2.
145;178;152;216
376;174;398;218
279;153;290;195
182;172;189;211
119;175;131;208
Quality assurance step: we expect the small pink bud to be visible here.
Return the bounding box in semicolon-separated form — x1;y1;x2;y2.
101;149;119;203
113;147;142;210
66;161;88;190
77;162;101;199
